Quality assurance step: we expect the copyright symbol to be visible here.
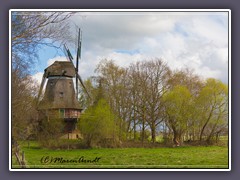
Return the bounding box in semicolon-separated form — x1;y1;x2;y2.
41;156;51;164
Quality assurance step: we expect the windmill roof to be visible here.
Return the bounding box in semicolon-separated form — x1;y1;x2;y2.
45;61;76;77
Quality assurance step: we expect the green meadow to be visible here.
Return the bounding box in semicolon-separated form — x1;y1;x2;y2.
12;141;228;169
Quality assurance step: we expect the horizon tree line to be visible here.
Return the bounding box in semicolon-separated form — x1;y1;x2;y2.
80;58;228;146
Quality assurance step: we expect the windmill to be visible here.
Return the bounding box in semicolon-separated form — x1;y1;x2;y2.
37;28;90;139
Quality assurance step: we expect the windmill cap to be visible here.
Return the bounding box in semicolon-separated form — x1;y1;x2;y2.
45;61;76;78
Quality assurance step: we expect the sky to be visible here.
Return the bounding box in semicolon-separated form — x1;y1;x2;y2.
32;11;229;85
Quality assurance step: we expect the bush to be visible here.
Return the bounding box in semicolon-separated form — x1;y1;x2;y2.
79;99;119;148
37;117;65;149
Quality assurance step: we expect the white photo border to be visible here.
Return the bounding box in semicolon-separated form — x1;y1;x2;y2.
9;9;231;172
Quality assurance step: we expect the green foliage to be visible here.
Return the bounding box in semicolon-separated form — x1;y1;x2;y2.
163;85;193;145
196;78;228;109
92;60;229;145
164;86;192;119
37;117;65;148
80;99;119;147
163;86;193;131
78;78;99;109
195;78;228;142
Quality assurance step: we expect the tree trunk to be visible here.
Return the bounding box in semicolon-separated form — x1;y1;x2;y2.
151;123;156;143
133;117;136;141
141;117;145;145
200;107;214;141
199;123;207;141
173;129;181;146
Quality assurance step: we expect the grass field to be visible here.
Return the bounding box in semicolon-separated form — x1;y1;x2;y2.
12;141;229;169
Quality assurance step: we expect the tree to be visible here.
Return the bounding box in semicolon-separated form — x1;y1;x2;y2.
95;59;130;140
128;59;171;143
12;12;74;72
95;59;171;143
166;68;203;141
79;99;119;147
163;86;193;146
37;115;65;148
12;71;39;140
11;11;74;141
196;78;228;142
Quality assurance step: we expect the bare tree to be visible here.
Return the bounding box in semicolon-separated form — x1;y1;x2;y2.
11;11;75;141
95;59;130;140
12;71;39;140
129;59;170;143
12;11;74;73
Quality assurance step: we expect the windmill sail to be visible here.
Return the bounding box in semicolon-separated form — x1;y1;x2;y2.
63;29;91;99
76;29;80;100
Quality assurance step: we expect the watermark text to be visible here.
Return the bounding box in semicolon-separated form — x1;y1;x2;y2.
41;156;101;164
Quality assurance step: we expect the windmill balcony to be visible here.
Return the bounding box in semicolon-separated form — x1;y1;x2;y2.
59;108;81;119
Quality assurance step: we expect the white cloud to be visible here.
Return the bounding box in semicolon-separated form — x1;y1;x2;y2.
36;11;229;84
105;52;146;67
32;72;44;85
47;56;68;66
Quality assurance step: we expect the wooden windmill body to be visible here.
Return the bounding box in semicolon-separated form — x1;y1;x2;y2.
37;29;90;139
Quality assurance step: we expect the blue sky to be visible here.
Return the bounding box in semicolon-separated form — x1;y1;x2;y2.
32;11;229;85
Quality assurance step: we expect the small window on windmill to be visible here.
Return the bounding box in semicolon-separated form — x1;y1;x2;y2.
59;92;64;98
59;109;65;118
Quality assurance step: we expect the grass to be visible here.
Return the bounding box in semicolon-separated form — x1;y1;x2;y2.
12;141;229;169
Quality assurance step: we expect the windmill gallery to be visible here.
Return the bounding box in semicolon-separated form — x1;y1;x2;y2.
37;29;90;140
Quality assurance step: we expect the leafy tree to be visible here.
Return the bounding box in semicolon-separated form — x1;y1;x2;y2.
163;85;193;146
196;78;228;142
79;99;119;147
95;59;129;140
166;68;203;141
96;59;171;144
93;60;228;146
37;114;65;149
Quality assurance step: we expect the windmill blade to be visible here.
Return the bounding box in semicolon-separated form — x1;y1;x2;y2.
76;73;91;99
76;29;91;99
75;28;81;99
67;55;91;99
76;74;78;99
79;29;82;59
64;28;91;99
37;71;47;104
76;28;81;65
63;46;69;61
64;44;74;63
